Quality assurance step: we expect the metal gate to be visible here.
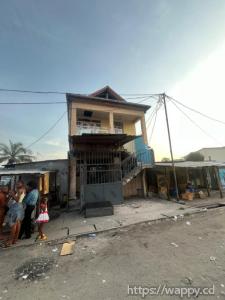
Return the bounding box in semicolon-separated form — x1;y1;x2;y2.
79;151;123;209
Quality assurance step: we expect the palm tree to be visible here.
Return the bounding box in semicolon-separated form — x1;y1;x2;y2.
0;140;34;164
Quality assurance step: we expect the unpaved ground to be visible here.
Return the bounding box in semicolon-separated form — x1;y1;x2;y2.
1;208;225;299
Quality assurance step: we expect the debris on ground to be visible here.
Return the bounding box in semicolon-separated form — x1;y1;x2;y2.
181;277;193;285
198;237;202;240
170;242;179;248
102;279;106;283
186;221;191;226
111;232;118;237
52;247;58;253
88;233;96;238
60;241;75;256
173;216;178;221
131;204;141;209
15;257;54;281
221;284;225;288
210;256;216;262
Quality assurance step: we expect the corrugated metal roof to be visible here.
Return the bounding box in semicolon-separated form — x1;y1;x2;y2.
0;169;52;176
155;161;225;168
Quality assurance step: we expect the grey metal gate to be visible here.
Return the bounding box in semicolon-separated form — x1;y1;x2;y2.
79;153;123;209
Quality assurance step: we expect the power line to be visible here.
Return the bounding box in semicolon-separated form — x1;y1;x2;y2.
0;101;66;105
167;94;225;126
0;87;159;97
149;102;162;142
0;88;67;95
26;111;67;149
0;95;159;105
146;96;161;128
168;98;223;146
146;103;160;129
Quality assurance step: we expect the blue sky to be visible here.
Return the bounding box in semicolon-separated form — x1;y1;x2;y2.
1;0;225;160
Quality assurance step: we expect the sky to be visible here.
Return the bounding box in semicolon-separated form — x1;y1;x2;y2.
1;0;225;162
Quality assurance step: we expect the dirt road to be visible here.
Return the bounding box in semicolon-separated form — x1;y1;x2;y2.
1;208;225;299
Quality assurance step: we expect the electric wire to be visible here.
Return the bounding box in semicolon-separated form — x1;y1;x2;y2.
25;111;67;149
167;94;225;126
149;102;162;142
168;98;223;146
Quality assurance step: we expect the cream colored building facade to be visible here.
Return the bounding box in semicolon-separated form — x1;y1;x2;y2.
67;86;153;205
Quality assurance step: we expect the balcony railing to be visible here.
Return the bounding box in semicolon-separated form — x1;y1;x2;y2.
76;122;123;135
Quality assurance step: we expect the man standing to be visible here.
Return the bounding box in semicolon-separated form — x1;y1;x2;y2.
19;181;39;239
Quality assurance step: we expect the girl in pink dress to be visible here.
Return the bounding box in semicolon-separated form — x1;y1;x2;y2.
36;198;49;241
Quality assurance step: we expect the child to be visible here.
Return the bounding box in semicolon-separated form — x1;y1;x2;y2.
36;197;49;241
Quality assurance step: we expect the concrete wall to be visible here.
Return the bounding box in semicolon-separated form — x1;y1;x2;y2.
123;172;143;198
13;159;68;202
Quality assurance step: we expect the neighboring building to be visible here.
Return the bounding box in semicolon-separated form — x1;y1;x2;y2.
6;159;68;203
198;147;225;162
67;86;154;208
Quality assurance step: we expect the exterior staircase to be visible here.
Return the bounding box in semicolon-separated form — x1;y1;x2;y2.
121;150;153;185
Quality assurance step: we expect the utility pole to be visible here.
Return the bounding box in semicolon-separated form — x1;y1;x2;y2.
162;93;179;201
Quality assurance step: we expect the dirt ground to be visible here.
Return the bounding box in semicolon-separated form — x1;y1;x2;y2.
1;208;225;299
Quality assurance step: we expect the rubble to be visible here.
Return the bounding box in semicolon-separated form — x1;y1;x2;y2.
15;257;55;281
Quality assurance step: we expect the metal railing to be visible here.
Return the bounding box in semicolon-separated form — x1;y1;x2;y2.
121;150;153;178
76;123;109;135
76;122;124;135
80;167;122;185
76;151;122;166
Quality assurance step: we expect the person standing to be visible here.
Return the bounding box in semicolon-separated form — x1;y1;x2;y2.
36;197;49;241
0;187;9;239
19;181;39;239
4;191;24;246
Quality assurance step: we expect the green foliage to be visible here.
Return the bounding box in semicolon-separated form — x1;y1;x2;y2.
0;140;34;164
161;157;170;162
185;151;204;161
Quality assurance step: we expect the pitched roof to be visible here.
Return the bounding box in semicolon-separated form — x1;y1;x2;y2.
66;86;150;112
89;86;125;102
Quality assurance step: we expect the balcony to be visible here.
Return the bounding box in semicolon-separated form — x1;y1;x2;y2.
76;121;123;135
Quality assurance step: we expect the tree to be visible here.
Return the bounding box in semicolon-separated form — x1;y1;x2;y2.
161;157;170;162
0;140;34;165
185;151;204;161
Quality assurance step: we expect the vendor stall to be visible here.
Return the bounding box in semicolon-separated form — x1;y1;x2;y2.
0;169;58;207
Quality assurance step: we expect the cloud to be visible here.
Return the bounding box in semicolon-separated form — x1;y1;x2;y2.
45;138;66;147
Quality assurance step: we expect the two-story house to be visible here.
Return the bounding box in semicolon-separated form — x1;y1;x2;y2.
67;86;154;211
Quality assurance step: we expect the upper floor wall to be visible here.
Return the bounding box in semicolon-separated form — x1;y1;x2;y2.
67;87;150;146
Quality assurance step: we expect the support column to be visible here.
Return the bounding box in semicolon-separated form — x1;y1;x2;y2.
142;169;147;198
109;111;114;134
69;156;76;200
141;115;148;145
70;105;77;136
214;166;223;198
204;167;211;197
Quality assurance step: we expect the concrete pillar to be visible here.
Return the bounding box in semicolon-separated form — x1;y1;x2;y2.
70;105;77;136
109;111;114;134
69;156;76;200
141;115;148;145
142;169;147;198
